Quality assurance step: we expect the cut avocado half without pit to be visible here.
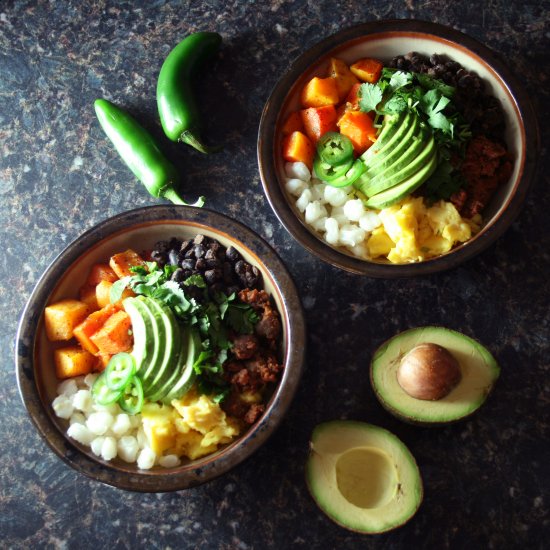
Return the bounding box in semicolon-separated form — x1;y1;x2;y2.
306;420;423;534
370;326;500;425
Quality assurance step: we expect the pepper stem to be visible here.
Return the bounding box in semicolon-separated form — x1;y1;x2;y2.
162;187;205;208
180;129;222;154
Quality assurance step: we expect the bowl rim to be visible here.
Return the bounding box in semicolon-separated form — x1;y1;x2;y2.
15;205;306;492
257;19;540;277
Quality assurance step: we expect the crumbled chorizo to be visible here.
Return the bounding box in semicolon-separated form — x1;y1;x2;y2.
231;333;259;360
238;288;281;343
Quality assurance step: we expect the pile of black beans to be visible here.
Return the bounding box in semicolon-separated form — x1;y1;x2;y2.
150;235;262;300
388;51;506;140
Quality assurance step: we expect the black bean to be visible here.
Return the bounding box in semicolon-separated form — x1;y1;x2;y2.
206;258;221;269
181;258;195;271
168;249;180;265
204;268;222;285
179;239;193;254
195;258;206;271
171;268;185;283
194;244;206;259
150;250;167;265
193;234;206;245
226;246;241;263
235;260;246;276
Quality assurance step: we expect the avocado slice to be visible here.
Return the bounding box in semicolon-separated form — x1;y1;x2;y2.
365;149;438;209
141;298;182;399
360;113;403;163
161;328;200;404
370;327;500;425
306;420;423;534
363;133;436;197
122;296;156;378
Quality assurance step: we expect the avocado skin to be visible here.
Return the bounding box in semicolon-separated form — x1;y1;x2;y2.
369;326;500;426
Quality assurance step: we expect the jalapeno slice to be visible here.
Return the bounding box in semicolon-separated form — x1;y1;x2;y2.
118;376;144;415
92;373;124;405
105;353;136;391
317;132;354;166
313;155;354;183
325;159;367;188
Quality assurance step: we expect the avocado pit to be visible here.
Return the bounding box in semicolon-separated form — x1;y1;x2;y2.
397;342;462;401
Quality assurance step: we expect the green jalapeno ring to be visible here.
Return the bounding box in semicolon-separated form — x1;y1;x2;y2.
157;32;222;154
313;155;354;183
118;376;144;415
94;99;205;207
92;373;124;406
325;159;367;188
105;352;136;391
317;132;354;166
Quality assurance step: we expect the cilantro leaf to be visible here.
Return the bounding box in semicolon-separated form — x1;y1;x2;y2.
388;70;413;90
358;83;383;113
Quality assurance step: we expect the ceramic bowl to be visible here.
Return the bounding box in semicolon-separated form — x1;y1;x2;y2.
258;20;539;276
15;205;306;492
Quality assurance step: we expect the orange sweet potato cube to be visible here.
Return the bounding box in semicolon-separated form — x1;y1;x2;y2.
350;58;384;83
328;57;360;101
109;249;147;278
300;105;338;143
300;76;339;108
79;284;99;312
44;299;91;341
95;280;136;309
54;346;98;379
89;310;133;355
73;303;121;354
86;263;118;286
338;110;378;154
282;131;315;170
281;111;304;135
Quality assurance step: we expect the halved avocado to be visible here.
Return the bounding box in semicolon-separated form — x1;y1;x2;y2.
306;420;423;534
370;327;500;425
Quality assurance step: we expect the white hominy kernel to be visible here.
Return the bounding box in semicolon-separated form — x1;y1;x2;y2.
101;436;118;461
83;373;98;388
330;205;349;225
69;412;86;426
137;448;156;470
72;389;93;413
285;178;307;197
92;402;119;414
57;379;78;398
339;224;367;247
343;199;366;222
159;454;181;468
312;216;328;232
118;435;140;463
128;414;142;429
324;186;349;207
136;427;148;449
359;210;382;232
67;423;94;446
310;182;326;202
90;436;106;456
346;241;369;259
111;413;131;436
295;188;312;213
52;394;74;419
305;201;328;223
325;218;340;245
86;411;114;436
285;161;311;182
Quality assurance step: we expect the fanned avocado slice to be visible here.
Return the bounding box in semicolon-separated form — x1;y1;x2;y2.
370;326;500;425
306;420;423;534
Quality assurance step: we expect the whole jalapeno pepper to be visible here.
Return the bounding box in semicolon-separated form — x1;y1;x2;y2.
94;99;204;207
157;32;222;154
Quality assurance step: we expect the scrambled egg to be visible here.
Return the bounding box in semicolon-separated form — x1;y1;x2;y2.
367;197;481;264
141;389;241;460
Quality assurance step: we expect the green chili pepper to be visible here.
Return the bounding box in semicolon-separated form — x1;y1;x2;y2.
92;372;124;405
94;98;205;207
105;352;136;391
313;155;354;183
317;132;354;166
118;375;144;415
157;32;222;154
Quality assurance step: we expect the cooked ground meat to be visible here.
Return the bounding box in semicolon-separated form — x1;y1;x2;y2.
238;288;281;344
231;333;260;360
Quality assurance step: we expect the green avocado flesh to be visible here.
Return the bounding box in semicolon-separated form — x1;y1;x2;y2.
306;421;423;534
123;295;195;402
370;326;500;425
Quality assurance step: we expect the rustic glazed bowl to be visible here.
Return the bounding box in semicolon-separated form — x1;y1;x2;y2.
258;20;539;276
15;205;305;492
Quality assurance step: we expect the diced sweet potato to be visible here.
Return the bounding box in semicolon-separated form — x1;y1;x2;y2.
300;76;339;108
328;57;360;101
281;111;304;135
73;303;121;354
95;353;112;372
44;299;91;342
338;110;378;154
54;346;98;379
300;105;338;143
345;82;362;111
282;131;315;170
86;263;118;286
89;310;133;355
79;284;99;312
350;58;384;83
95;280;135;309
109;249;147;278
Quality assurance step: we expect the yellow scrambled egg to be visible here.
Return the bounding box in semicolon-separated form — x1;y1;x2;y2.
140;388;241;460
366;197;481;264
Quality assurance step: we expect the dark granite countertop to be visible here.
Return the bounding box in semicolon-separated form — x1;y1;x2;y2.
1;1;549;548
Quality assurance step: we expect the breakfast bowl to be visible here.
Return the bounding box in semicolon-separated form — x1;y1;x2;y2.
258;19;539;276
15;205;305;491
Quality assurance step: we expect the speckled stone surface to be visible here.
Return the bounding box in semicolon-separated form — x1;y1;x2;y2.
1;1;549;548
